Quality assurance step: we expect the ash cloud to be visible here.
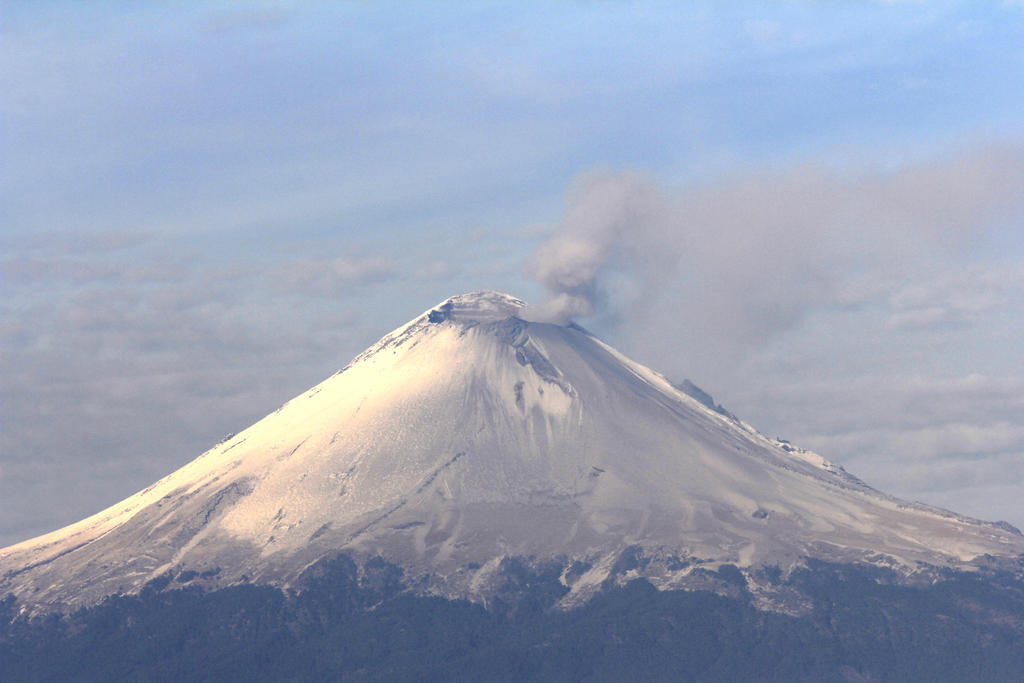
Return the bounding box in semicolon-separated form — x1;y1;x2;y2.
522;170;669;323
524;146;1024;372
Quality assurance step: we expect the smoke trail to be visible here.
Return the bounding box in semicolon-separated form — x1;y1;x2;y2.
522;147;1024;370
522;170;667;322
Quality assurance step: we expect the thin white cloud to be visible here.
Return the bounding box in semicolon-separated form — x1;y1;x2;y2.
886;307;960;329
885;264;1024;329
267;255;398;295
197;6;293;35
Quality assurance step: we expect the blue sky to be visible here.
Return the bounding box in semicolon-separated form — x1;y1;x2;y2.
2;1;1024;546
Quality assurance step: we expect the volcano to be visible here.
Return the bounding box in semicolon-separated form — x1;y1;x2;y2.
3;291;1022;613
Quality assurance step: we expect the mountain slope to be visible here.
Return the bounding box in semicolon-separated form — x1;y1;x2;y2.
2;291;1022;612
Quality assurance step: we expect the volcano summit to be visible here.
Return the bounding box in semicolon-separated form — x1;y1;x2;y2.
2;291;1022;613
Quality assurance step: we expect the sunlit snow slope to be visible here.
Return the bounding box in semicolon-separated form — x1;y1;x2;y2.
2;291;1022;611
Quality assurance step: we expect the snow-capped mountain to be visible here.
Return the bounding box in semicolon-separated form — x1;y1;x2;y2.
2;291;1022;612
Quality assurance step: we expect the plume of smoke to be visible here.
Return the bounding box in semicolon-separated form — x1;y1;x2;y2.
522;170;667;322
522;146;1024;375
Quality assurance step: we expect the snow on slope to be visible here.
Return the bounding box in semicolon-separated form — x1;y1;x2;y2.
2;291;1022;612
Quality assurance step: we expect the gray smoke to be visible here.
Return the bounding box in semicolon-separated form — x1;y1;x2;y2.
522;170;669;323
523;147;1024;373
